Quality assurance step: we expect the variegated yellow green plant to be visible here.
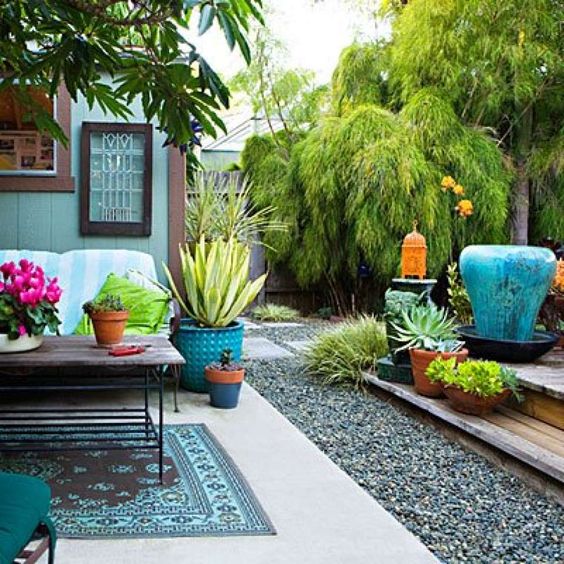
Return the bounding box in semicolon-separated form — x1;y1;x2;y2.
163;238;267;328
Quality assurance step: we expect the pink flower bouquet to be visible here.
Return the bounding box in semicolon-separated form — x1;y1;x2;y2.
0;259;62;340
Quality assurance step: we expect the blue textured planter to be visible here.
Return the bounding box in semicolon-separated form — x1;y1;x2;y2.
208;382;242;409
459;245;556;341
174;319;244;392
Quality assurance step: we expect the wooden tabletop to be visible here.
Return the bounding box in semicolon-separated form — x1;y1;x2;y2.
0;336;185;368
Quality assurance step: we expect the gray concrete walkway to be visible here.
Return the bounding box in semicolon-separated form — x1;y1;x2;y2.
5;384;437;564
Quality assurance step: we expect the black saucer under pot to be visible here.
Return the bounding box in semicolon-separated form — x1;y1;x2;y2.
456;325;559;363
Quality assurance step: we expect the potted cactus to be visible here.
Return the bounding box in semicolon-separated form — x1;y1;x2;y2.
164;237;266;392
205;348;245;409
426;357;521;415
391;305;468;397
83;294;129;346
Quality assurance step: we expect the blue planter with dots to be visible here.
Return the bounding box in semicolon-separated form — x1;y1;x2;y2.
174;319;244;393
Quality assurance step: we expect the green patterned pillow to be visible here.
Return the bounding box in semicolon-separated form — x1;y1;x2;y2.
74;273;170;335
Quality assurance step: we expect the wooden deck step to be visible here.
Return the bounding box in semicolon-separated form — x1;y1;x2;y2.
503;350;564;430
364;372;564;484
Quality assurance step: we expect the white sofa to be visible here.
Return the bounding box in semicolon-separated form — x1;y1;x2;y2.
0;249;176;335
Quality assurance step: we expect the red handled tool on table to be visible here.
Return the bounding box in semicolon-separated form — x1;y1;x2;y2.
109;345;147;357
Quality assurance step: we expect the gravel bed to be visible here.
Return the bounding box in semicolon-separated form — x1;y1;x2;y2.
244;322;564;563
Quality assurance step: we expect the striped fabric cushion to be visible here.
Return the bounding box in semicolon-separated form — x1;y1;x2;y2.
0;250;158;335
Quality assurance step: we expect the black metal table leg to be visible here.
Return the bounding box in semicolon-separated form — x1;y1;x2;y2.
158;367;164;484
174;365;180;413
144;369;149;440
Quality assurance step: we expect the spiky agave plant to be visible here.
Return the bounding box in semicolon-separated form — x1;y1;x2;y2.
163;238;267;328
390;305;464;353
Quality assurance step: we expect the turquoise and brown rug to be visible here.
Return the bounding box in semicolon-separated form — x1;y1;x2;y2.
0;424;275;538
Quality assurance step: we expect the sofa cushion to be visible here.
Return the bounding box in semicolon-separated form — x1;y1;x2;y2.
0;471;51;563
0;249;160;335
74;273;170;335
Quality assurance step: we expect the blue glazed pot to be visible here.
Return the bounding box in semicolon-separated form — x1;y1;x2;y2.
459;245;556;341
208;382;242;409
173;319;244;392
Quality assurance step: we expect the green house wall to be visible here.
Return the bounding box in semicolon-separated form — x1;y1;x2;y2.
0;91;171;281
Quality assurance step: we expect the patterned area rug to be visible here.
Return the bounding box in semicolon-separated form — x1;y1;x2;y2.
0;424;275;538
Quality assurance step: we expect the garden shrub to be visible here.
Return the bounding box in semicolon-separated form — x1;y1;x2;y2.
252;304;299;322
304;316;388;388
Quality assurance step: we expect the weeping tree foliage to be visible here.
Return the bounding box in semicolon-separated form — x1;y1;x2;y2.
385;0;563;244
331;43;389;116
242;99;511;314
243;0;561;313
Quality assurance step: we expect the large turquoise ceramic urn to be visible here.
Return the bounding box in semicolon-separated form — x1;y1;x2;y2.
459;245;556;341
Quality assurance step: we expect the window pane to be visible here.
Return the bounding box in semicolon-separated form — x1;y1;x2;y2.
0;87;55;174
88;131;145;223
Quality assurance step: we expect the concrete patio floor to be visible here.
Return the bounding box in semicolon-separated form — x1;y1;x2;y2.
4;383;437;564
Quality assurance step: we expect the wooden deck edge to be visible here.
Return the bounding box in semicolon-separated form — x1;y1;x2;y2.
363;372;564;485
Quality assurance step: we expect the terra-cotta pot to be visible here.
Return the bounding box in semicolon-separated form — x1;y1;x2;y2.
409;348;469;397
89;311;129;346
0;332;43;353
205;366;245;409
443;387;511;416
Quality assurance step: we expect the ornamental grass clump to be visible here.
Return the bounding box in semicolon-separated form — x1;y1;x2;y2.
251;303;299;322
304;316;387;388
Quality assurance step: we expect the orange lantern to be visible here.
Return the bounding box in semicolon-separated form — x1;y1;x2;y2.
401;221;427;280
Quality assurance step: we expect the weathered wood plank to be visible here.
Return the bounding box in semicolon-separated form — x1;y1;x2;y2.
364;372;564;484
507;350;564;400
0;336;184;368
496;405;564;438
481;411;564;457
507;389;564;431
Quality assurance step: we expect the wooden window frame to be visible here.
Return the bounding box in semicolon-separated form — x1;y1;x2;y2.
80;122;153;237
0;85;74;192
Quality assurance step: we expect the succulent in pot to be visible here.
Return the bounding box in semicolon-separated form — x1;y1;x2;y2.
391;305;468;397
163;237;266;392
426;357;521;415
83;294;129;346
383;289;424;364
205;348;245;409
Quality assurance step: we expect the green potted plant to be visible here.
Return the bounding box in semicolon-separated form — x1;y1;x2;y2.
391;305;468;397
205;348;245;409
426;357;521;415
383;289;424;364
163;237;266;392
0;259;62;353
82;294;129;346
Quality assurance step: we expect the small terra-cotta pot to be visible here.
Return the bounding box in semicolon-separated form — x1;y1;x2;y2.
205;366;245;409
409;348;469;397
443;387;511;416
90;311;129;346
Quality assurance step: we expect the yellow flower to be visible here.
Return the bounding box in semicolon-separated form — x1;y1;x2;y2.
553;260;564;294
456;199;474;218
453;184;465;196
441;176;456;190
518;29;525;47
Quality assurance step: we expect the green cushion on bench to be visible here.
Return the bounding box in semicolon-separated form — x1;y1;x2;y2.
0;472;51;563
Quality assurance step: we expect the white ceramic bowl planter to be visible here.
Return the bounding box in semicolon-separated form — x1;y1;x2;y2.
0;332;43;353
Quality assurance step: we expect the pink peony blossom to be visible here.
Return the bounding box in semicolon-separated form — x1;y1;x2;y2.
18;324;28;337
